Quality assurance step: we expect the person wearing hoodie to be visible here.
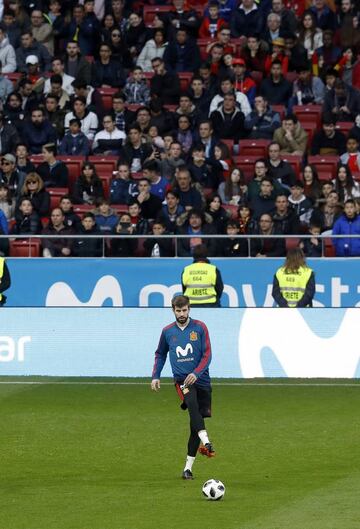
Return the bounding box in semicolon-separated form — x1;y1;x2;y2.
73;212;103;257
273;114;308;156
123;66;150;106
1;9;22;49
332;199;360;256
210;93;246;142
136;29;168;72
0;26;16;73
288;180;313;227
0;61;13;105
92;198;119;235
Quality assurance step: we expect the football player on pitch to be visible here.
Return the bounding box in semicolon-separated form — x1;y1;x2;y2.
151;295;215;480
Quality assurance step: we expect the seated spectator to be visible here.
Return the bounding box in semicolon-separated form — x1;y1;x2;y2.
209;76;251;117
311;114;347;155
164;27;201;73
238;202;256;233
217;219;248;257
0;183;15;220
64;96;98;142
1;9;21;50
290;62;325;107
24;55;46;89
159;141;186;181
92;198;119;235
110;92;135;135
120;123;153;175
177;208;217;257
63;40;91;86
44;75;70;111
65;3;100;57
197;119;217;160
111;212;137;257
248;158;283;201
210;92;246;142
37;143;68;188
263;12;284;47
150;57;181;105
260;59;292;106
188;143;219;192
43;94;66;139
312;30;341;79
166;0;200;39
340;136;360;173
175;114;194;156
149;99;175;136
297;10;323;60
110;161;137;205
244;96;281;140
188;75;211;120
142;160;169;201
0;61;14;106
266;141;296;190
333;163;360;202
134;178;163;221
136;28;168;72
3;92;24;131
128;200;149;235
123;66;150;106
250;177;277;220
250;212;286;257
205;193;230;233
143;220;174;257
58;118;90;156
91;42;126;89
230;0;263;38
59;194;81;230
210;141;232;182
41;207;73;257
264;38;289;76
323;79;360;122
46;0;66;55
71;79;104;117
72;162;104;206
92;115;126;156
135;106;152;134
173;167;205;211
12;196;42;235
43;57;75;96
15;30;52;74
302;164;322;204
332;199;360;256
240;33;267;73
349;114;360;143
0;25;16;73
0;153;25;198
300;221;323;257
157;189;185;234
199;1;226;39
309;0;337;34
204;43;225;77
288;180;313;227
30;9;54;56
311;188;341;231
283;32;308;72
273;114;308;156
175;93;199;123
0;109;20;155
124;12;147;60
15;144;35;176
73;212;102;257
21;107;57;154
272;193;300;234
218;167;247;205
17;172;50;217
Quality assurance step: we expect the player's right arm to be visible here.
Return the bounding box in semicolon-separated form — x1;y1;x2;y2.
151;330;169;391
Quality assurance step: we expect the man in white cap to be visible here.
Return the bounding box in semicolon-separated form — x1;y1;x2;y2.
25;55;46;91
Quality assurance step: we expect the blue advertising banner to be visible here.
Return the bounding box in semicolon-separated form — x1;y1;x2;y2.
0;308;359;378
5;257;360;308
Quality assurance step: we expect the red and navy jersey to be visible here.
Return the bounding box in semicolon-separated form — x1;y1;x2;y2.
152;318;212;387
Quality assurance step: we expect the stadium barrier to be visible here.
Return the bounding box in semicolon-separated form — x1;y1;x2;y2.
0;307;359;378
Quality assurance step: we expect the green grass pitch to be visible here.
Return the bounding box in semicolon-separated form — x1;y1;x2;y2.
1;378;360;529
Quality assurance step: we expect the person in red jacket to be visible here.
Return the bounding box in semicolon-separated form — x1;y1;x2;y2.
199;1;226;39
264;38;289;76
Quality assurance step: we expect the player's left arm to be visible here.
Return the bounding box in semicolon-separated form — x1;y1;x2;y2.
193;323;212;379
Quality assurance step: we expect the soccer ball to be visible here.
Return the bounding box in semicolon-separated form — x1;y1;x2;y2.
202;479;225;500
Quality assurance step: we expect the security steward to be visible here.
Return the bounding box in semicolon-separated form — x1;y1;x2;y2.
272;247;315;307
0;257;11;306
181;244;223;307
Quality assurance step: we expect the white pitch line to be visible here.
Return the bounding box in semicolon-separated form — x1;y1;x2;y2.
0;381;359;387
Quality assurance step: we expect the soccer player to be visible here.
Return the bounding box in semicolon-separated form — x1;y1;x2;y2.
151;295;215;480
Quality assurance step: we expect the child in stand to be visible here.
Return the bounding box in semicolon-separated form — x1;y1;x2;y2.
300;221;323;257
199;1;226;39
123;66;150;105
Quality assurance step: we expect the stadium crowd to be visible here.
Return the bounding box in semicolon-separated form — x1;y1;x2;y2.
0;0;360;257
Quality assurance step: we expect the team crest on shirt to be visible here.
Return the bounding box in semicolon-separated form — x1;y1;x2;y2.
190;331;198;341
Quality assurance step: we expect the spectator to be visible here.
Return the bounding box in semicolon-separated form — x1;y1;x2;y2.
290;62;325;107
333;163;360;202
59;194;81;230
263;13;284;47
120;123;153;174
142;160;169;201
8;1;30;33
217;219;248;257
266;141;297;190
199;1;226;39
43;57;75;96
245;96;281;140
157;189;185;233
188;143;219;192
175;114;194;155
110;92;135;134
17;172;50;217
0;152;25;198
0;183;15;220
205;193;230;233
12;196;42;235
209;76;251;117
15;143;35;176
63;40;91;85
272;193;301;234
123;66;150;105
59;118;90;156
349;114;360;143
41;207;73;258
238;202;256;233
0;110;20;156
0;25;16;73
260;60;292;106
72;162;104;206
143;220;174;257
264;38;289;76
3;92;24;131
311;114;347;155
273;114;308;156
218;167;247;205
188;75;211;120
43;93;66;138
92;114;126;156
210;92;246;142
1;10;22;49
150;57;181;105
17;77;39;114
309;0;337;31
297;10;323;60
302;164;323;204
337;0;360;50
240;33;267;73
73;212;102;257
134;178;163;221
271;0;298;34
311;188;342;232
173;167;204;210
135;106;152;134
288;180;313;226
332;199;360;256
247;158;277;201
128;200;149;235
123;12;147;59
283;33;308;72
231;0;263;38
109;0;127;33
64;96;98;142
312;30;342;77
300;221;323;257
163;28;201;73
230;58;257;106
16;30;52;74
159;141;186;181
92;198;119;235
110;162;137;205
340;136;360;173
64;3;100;57
21;107;57;154
136;28;168;72
0;61;13;105
166;0;200;39
30;9;54;56
250;212;286;257
110;213;137;257
70;78;104;117
108;28;133;70
206;0;238;23
37;143;68;188
250;176;277;220
46;1;66;55
177;209;217;257
91;43;126;89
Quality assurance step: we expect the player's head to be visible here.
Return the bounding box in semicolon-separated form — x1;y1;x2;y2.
171;295;190;324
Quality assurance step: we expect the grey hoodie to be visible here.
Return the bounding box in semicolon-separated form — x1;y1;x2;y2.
0;36;16;73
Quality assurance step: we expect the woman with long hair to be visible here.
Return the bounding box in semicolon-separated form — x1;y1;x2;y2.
272;247;315;307
302;164;322;204
297;10;323;59
136;28;168;72
17;172;50;217
72;162;104;205
108;28;133;69
205;193;230;233
333;163;360;202
218;167;247;205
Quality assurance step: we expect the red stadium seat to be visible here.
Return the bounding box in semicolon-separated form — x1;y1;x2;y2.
221;139;234;154
293;105;322;127
335;122;353;136
197;38;212;60
285;72;298;83
233;155;258;182
143;5;203;26
48;187;68;211
250;71;263;90
57;156;84;192
302;121;317;148
286;237;300;251
99;174;112;199
73;204;94;218
10;239;41;257
4;72;21;85
281;155;301;177
324;238;336;257
239;140;271;157
271;104;286;120
96;88;118;111
88;156;118;176
308;155;339;180
223;205;239;219
179;72;193;92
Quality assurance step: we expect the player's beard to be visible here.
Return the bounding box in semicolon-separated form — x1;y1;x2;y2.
176;315;188;325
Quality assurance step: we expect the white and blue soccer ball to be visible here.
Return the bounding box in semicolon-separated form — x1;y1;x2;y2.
202;479;225;500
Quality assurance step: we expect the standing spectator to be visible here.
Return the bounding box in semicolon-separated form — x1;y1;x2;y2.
73;212;102;257
63;41;91;85
36;143;68;188
163;28;201;73
136;28;168;72
21;107;57;154
0;25;17;73
250;212;286;257
59;118;90;156
311;115;347;155
332;199;360;256
41;207;73;258
244;96;281;139
17;172;50;217
123;66;150;105
231;0;263;38
30;9;54;56
150;57;181;105
273;114;308;156
260;60;292;106
12;197;42;235
16;30;52;73
64;96;98;141
92;115;126;156
72;162;104;205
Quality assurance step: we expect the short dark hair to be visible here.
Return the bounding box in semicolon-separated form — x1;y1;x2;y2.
193;243;208;260
171;295;190;309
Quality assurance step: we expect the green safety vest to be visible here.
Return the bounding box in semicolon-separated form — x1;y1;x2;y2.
182;262;217;305
0;258;4;302
276;266;313;308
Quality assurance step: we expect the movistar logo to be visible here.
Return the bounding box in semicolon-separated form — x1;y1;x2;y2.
176;343;193;358
45;276;123;306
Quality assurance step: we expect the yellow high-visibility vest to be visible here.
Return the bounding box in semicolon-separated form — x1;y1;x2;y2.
276;265;313;308
0;258;4;302
182;262;217;305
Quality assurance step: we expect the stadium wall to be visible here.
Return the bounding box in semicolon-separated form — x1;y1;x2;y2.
0;307;359;378
6;257;360;307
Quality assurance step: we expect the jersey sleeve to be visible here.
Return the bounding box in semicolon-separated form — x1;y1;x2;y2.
151;330;169;379
193;323;212;378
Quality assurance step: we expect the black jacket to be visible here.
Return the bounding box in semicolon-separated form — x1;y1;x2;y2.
210;107;246;142
73;225;103;257
150;72;181;105
0;123;21;155
163;39;201;73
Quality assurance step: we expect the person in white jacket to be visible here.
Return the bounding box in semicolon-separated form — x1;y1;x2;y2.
209;77;251;117
136;30;168;72
0;26;16;73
